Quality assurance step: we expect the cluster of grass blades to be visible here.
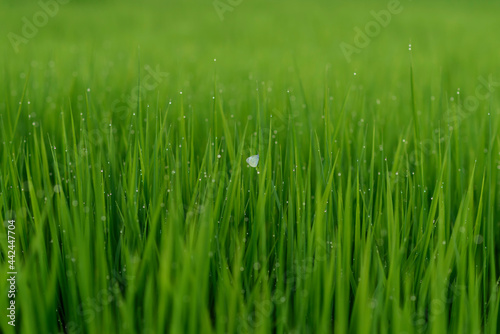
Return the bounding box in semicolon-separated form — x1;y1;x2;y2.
1;1;500;333
1;57;499;333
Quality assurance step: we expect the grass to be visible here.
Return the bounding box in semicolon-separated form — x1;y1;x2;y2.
1;0;500;333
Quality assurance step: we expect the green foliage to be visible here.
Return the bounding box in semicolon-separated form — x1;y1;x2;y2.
0;0;499;333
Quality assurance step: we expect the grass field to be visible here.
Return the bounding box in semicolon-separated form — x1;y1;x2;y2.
1;0;500;333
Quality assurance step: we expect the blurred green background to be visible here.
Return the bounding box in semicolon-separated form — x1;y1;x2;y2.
2;0;500;90
2;0;500;142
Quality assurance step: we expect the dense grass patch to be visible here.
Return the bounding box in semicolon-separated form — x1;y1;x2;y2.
1;0;499;333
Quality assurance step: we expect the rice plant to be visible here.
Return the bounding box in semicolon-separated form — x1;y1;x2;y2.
0;0;499;333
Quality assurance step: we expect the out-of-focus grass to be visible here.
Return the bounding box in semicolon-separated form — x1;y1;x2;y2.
0;0;499;333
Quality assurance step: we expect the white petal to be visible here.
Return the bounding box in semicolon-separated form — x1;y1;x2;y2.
246;155;259;167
